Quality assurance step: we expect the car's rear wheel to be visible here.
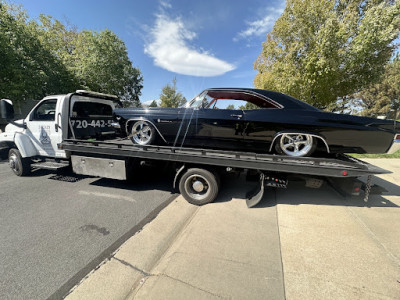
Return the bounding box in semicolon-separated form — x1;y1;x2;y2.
130;120;156;146
275;133;316;157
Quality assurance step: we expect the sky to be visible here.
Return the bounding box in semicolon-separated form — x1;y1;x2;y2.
12;0;285;103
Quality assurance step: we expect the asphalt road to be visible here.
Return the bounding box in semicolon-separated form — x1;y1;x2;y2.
0;160;176;300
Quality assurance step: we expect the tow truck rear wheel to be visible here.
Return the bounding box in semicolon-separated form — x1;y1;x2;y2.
8;148;31;176
179;168;219;205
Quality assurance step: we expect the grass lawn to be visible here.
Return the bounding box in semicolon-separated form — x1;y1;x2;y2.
350;149;400;159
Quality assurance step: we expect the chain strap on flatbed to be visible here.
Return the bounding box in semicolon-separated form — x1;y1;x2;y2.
364;175;372;202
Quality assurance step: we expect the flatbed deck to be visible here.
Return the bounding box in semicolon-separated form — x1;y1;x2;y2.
60;139;390;178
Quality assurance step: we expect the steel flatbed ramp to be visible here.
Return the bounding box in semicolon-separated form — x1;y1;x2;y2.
60;139;390;178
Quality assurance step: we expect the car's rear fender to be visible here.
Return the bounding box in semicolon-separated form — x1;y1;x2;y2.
269;131;330;153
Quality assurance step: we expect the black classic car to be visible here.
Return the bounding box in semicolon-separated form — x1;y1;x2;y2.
113;88;400;157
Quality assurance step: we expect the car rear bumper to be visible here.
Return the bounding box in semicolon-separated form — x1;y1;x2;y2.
386;136;400;154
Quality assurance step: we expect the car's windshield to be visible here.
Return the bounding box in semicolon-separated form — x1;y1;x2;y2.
182;91;209;108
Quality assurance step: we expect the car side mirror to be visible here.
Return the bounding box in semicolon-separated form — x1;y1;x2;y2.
0;99;15;120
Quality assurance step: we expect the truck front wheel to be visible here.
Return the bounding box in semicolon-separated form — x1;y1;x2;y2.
8;148;31;176
179;168;220;205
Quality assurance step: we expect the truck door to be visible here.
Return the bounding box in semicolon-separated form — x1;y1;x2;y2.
25;98;64;157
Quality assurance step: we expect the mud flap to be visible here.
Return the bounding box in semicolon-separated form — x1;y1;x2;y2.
246;173;265;208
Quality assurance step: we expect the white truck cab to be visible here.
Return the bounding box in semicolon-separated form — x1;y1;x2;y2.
0;90;121;175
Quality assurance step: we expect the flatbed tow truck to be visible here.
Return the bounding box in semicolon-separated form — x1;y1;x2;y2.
0;91;390;208
59;138;389;207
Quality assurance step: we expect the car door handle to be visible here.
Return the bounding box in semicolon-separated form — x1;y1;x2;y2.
231;114;243;118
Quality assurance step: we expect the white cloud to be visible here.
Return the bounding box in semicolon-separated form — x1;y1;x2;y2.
159;0;171;9
234;7;284;41
144;14;235;77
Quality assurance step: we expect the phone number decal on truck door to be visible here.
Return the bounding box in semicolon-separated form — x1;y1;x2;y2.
70;119;113;129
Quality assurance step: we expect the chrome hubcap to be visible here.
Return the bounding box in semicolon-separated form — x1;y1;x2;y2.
280;134;313;157
131;121;152;145
9;154;18;171
185;175;210;200
192;180;205;192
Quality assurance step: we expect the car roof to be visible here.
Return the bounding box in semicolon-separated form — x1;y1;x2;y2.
205;88;320;111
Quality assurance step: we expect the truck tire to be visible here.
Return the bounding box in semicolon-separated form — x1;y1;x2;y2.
8;148;31;176
179;168;219;205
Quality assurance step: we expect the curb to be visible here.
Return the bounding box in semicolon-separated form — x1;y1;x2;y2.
65;196;198;300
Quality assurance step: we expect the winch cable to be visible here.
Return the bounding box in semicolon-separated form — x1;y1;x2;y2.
179;108;196;149
173;107;196;148
172;108;189;147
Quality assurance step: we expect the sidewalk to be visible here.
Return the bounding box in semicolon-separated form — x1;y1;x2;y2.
66;181;285;300
66;159;400;300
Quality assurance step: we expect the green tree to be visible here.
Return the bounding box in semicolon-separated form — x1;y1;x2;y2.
0;3;78;105
160;78;186;107
36;16;143;107
239;102;259;110
254;0;400;108
0;4;143;107
226;104;235;110
34;14;79;64
149;100;158;107
73;29;144;106
356;56;400;118
325;96;361;115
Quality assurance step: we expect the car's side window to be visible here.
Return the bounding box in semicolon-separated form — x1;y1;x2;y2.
30;99;57;121
204;91;279;110
209;99;260;110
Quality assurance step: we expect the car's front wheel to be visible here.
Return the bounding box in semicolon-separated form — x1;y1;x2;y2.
275;133;316;157
129;120;156;146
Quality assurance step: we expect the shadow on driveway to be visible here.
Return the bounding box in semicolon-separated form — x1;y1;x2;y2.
3;158;399;209
214;173;399;209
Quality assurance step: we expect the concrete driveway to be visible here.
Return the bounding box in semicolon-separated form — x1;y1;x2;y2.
67;159;400;300
0;161;176;300
278;158;400;299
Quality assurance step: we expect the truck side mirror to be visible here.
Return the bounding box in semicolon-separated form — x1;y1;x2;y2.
0;99;15;120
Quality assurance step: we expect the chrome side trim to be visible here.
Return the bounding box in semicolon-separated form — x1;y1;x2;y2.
269;132;330;153
125;118;168;144
386;135;400;154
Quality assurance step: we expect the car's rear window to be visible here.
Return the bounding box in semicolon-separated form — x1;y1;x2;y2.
260;91;320;111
